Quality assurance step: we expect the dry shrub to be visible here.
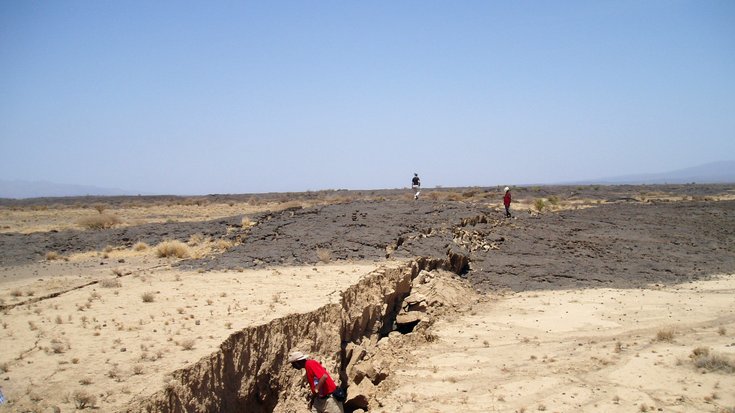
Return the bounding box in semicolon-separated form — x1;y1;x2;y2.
316;248;332;263
45;251;61;260
655;327;675;342
155;240;190;258
133;241;149;251
690;347;735;373
241;216;255;227
78;213;121;229
141;291;156;303
180;338;195;350
444;192;463;201
72;389;97;409
215;239;234;250
187;233;206;246
534;199;546;212
100;278;122;288
93;203;106;214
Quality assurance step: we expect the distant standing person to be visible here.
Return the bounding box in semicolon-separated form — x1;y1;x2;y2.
288;351;344;413
412;173;421;200
503;186;512;218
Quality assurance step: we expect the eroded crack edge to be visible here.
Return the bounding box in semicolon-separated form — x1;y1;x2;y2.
118;254;468;413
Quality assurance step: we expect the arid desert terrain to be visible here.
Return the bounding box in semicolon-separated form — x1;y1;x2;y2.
1;184;734;413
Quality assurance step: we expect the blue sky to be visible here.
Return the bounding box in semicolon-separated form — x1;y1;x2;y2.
1;1;734;195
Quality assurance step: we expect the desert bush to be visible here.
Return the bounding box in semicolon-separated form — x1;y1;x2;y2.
100;278;122;288
0;362;9;373
316;248;332;263
133;241;149;251
141;291;156;303
690;347;735;373
132;364;144;375
50;338;67;354
241;216;255;227
45;251;61;261
79;377;93;385
655;327;675;342
93;203;106;214
187;233;206;246
72;389;97;409
155;240;191;258
10;288;23;297
215;239;234;250
547;195;560;205
180;338;195;350
534;199;546;212
78;213;121;230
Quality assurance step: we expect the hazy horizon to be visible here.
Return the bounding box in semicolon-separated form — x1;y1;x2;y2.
2;2;734;195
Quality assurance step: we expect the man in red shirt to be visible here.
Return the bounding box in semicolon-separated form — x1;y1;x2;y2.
288;350;344;413
503;186;512;218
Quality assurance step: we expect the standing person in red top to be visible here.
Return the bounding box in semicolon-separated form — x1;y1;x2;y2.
288;350;344;413
503;186;512;218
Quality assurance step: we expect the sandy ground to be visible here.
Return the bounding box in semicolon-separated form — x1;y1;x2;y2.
379;274;735;413
0;254;393;412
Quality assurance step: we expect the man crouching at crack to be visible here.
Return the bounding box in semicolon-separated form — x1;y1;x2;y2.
288;350;345;413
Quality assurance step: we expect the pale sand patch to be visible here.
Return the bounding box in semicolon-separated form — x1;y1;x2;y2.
379;275;735;413
0;202;274;234
0;256;397;412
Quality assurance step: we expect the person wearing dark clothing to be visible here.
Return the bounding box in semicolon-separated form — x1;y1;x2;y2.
412;173;421;200
503;186;512;218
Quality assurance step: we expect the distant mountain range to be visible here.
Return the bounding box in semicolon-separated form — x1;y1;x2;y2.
1;161;733;199
579;161;735;185
0;180;141;199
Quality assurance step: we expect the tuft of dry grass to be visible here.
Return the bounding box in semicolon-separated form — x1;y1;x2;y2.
133;241;149;251
100;278;122;288
655;327;675;342
141;291;156;303
45;251;61;260
72;389;97;409
180;338;195;350
690;347;735;373
534;199;546;212
77;213;121;230
316;248;332;263
155;240;191;258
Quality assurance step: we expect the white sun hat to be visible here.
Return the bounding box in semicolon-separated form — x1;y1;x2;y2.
288;351;308;363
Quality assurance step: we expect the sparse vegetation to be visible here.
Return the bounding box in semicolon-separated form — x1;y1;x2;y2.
534;199;546;212
141;291;156;303
180;338;195;350
133;241;149;251
45;251;61;260
100;278;122;288
77;213;121;229
655;327;675;342
316;247;332;263
155;240;191;258
690;347;735;373
72;389;97;409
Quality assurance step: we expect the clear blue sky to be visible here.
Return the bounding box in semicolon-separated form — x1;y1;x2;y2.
1;1;734;195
